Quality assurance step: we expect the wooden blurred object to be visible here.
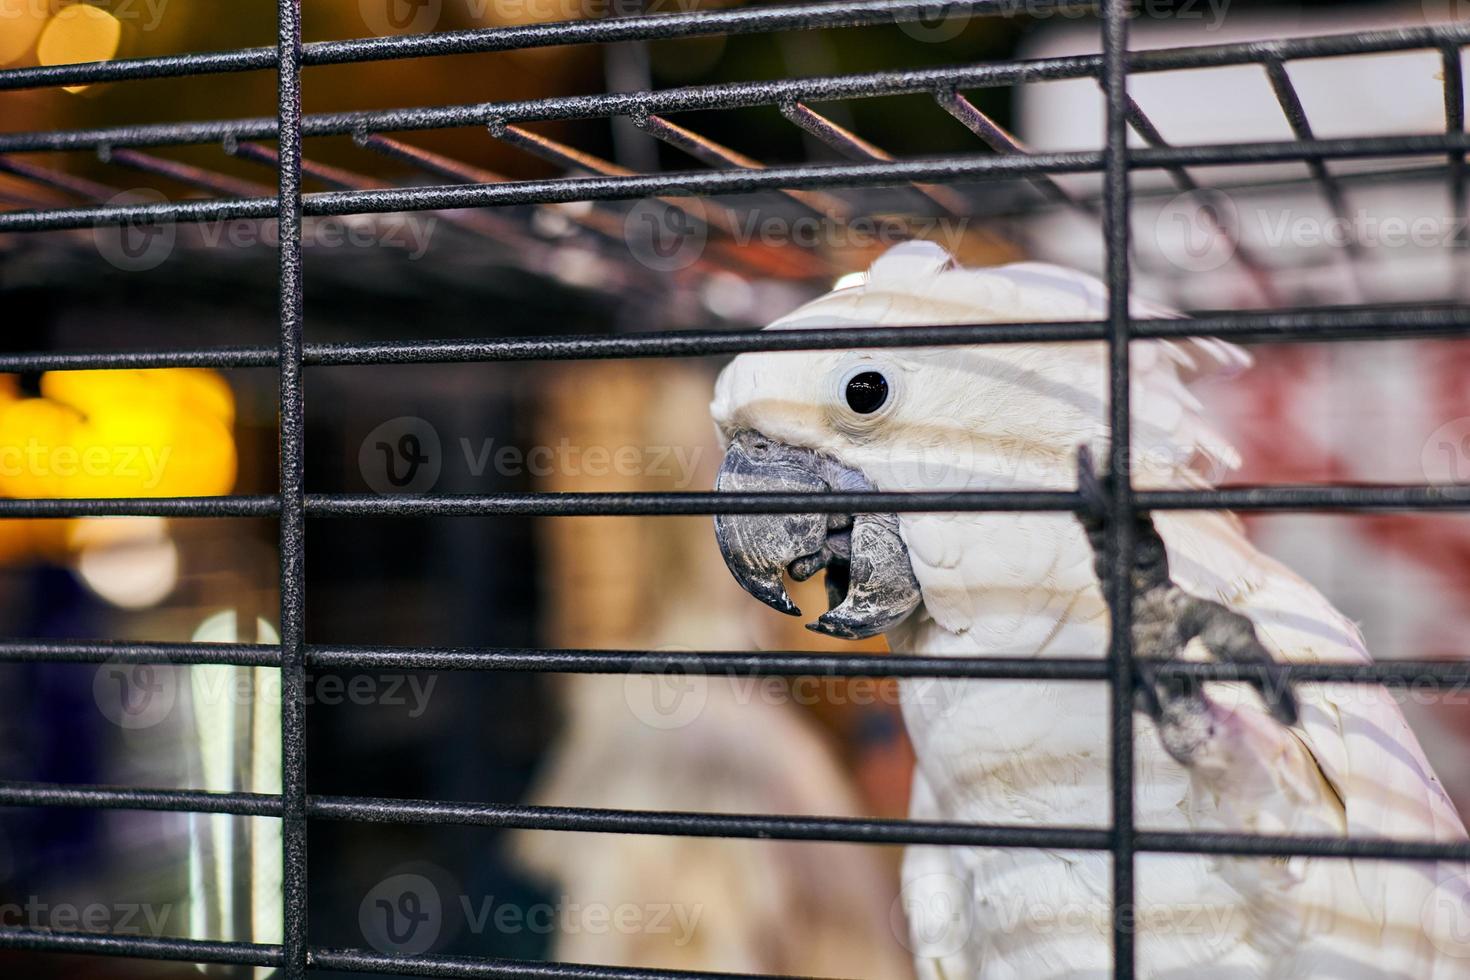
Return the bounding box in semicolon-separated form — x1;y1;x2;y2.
519;359;914;978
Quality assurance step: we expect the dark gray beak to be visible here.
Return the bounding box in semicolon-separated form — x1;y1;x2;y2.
713;430;922;639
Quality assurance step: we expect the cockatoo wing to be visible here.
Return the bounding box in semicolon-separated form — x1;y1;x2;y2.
1158;509;1469;976
792;243;1469;973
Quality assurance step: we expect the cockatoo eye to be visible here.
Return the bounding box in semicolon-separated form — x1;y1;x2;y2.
844;371;888;414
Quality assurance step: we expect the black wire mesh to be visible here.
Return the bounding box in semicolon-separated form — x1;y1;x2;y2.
2;1;1469;978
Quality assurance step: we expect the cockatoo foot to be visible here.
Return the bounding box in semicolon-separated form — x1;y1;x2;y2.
1074;447;1297;765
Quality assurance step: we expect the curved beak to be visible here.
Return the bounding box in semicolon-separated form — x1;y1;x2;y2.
713;430;922;639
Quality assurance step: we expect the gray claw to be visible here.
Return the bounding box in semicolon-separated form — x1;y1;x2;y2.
1074;446;1299;735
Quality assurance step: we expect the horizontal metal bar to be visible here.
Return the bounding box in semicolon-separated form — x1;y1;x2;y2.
0;783;282;816
1141;484;1470;511
0;928;281;968
6;784;1470;862
0;781;1111;848
1135;830;1470;862
0;61;1093;152
0;496;279;518
303;648;1470;688
303;321;1109;365
0;194;277;231
5;641;1470;689
3;306;1469;375
0;927;800;979
7;130;1470;232
1;21;1465;146
0;0;1092;92
0;639;280;666
0;151;1107;228
311;796;1113;848
0;49;275;92
303;490;1083;517
307;485;1470;515
310;947;815;980
308;307;1470;357
305;646;1110;679
0;346;278;372
2;482;1470;520
2;43;1465;157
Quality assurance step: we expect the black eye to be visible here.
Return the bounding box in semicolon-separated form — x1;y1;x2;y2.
844;371;889;414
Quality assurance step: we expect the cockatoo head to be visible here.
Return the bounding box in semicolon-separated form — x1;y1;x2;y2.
709;242;1243;640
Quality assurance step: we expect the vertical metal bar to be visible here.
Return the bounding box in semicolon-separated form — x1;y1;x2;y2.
275;0;307;974
1442;43;1466;297
603;0;658;173
1101;1;1135;977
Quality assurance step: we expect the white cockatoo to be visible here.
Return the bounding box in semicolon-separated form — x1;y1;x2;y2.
709;242;1470;978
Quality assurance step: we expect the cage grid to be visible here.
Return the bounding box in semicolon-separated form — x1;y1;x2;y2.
3;0;1470;978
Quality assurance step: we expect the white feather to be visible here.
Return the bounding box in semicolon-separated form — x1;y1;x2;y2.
710;244;1470;979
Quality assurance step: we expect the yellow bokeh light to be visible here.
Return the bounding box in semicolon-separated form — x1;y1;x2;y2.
0;368;238;501
0;0;49;66
36;3;123;93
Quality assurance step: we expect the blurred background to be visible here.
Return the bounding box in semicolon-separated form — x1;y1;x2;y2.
0;0;1468;977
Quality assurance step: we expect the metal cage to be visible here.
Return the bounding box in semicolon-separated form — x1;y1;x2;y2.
2;1;1470;978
